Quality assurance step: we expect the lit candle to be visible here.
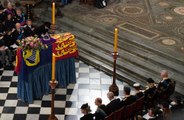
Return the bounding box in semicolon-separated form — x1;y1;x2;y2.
52;53;56;81
52;2;55;25
114;28;118;53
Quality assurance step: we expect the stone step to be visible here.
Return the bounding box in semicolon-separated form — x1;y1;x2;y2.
58;17;184;75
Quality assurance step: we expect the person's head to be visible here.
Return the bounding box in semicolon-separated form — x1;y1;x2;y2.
148;108;156;117
44;22;51;29
27;19;32;26
107;92;114;101
15;23;21;30
80;103;91;115
133;83;141;91
124;86;131;95
146;78;155;88
160;70;168;79
94;97;102;106
7;2;13;9
7;14;12;20
16;8;22;16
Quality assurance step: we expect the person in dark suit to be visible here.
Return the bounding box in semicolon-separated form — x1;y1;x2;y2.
12;23;24;45
23;19;35;37
133;83;144;99
157;70;172;103
80;103;94;120
0;21;5;34
0;1;6;22
120;86;137;107
4;14;15;31
105;91;121;115
94;97;107;120
14;8;26;26
144;78;157;109
34;22;51;37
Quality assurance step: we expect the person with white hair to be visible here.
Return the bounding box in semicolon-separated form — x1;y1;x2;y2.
157;70;172;103
105;91;121;115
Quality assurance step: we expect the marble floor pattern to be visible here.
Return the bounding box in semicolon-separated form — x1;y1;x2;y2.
0;60;133;120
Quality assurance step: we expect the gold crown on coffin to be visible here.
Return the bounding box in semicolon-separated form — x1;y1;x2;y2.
42;33;50;41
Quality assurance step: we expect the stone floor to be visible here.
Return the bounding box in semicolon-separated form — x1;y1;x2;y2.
0;60;131;120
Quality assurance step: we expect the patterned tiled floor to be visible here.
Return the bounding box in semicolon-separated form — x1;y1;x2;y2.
0;60;131;120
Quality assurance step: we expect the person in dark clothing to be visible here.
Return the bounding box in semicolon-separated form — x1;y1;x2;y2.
0;2;6;22
23;19;35;37
156;70;172;103
171;96;184;120
0;34;12;67
14;8;26;25
4;14;15;31
12;23;24;45
3;30;14;47
80;103;94;120
144;78;157;109
133;83;144;99
94;97;107;120
34;22;51;37
105;91;121;115
120;86;137;108
0;21;5;34
5;3;16;17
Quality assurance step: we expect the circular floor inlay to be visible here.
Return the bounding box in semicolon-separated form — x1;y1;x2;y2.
174;7;184;15
162;39;176;45
122;6;143;15
164;16;173;20
158;2;170;7
99;15;120;24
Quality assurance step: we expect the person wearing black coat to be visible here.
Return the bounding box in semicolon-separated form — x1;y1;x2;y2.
4;14;15;31
34;22;51;37
94;97;107;120
23;20;35;37
105;92;121;115
80;103;94;120
12;23;24;45
120;86;137;108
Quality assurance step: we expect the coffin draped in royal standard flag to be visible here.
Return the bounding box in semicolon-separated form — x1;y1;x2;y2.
52;33;78;60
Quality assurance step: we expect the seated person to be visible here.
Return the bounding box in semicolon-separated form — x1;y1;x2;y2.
120;86;137;108
3;29;14;47
105;91;121;115
0;34;12;67
80;103;94;120
23;19;35;37
171;96;184;119
14;8;26;26
133;83;144;99
157;102;172;120
144;78;157;109
94;97;107;120
0;1;6;22
5;2;16;17
142;108;157;120
0;21;5;34
34;22;51;37
4;13;15;31
12;23;24;45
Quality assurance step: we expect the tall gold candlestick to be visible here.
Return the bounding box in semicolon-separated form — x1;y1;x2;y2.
52;53;56;81
114;28;118;53
52;2;55;25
